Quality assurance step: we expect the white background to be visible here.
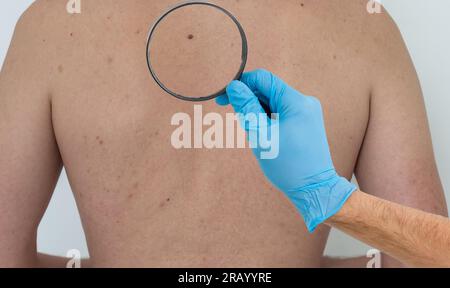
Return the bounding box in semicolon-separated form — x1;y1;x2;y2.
1;0;450;259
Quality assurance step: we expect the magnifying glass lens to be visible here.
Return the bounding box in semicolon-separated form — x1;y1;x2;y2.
147;4;245;101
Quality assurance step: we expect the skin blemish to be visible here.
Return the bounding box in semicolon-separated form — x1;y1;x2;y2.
128;193;134;199
300;3;305;7
133;182;139;189
96;136;104;145
107;56;114;64
159;198;171;208
70;32;73;37
135;29;141;35
187;34;194;40
57;65;64;73
333;54;337;60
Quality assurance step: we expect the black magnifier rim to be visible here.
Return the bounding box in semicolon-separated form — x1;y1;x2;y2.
146;1;248;102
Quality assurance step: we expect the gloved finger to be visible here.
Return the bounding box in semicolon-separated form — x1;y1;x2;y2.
215;93;230;106
226;80;266;116
240;69;288;108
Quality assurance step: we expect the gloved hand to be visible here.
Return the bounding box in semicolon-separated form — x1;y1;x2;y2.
216;69;357;232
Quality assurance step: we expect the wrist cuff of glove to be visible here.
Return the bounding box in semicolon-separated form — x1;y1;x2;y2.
289;170;357;233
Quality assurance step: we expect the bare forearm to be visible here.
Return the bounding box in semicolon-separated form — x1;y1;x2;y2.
327;190;450;267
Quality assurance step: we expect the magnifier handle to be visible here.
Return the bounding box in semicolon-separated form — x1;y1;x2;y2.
260;101;272;117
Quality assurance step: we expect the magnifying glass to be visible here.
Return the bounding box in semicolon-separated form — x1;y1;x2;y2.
146;1;248;102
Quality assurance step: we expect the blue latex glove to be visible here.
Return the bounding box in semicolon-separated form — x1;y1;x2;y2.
217;69;357;232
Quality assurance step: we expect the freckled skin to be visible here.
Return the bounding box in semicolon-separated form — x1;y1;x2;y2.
56;0;363;267
1;0;446;268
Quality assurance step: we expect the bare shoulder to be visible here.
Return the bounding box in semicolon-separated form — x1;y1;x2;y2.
348;1;411;66
5;0;80;75
5;0;120;89
14;0;70;37
318;0;415;84
291;0;406;70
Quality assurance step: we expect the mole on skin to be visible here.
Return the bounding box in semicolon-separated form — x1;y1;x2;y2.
187;34;194;40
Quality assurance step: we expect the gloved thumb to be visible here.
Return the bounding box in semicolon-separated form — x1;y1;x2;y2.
226;80;266;116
